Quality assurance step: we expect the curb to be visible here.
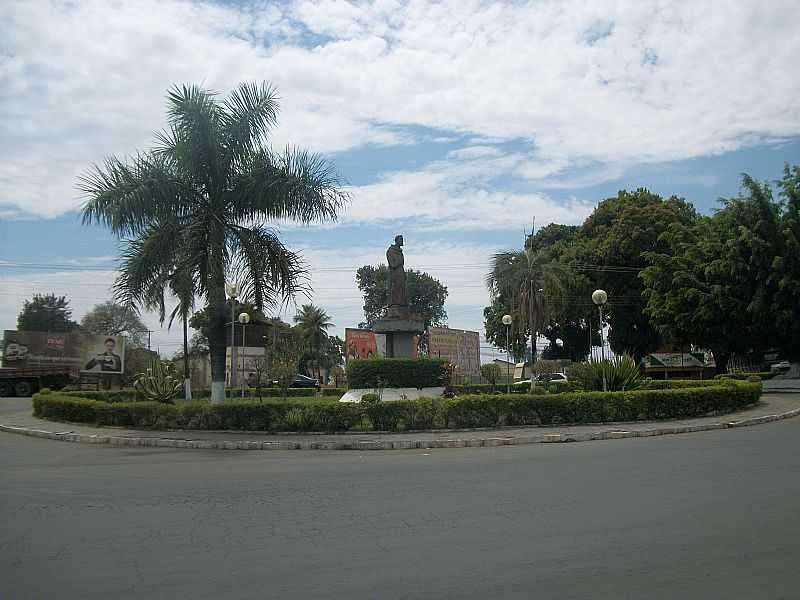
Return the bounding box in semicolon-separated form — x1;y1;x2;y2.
2;406;800;450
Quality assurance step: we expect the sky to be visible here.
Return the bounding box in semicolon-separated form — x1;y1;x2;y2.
1;0;799;361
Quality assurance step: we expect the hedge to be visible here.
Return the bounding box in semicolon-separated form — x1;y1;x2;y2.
346;358;448;388
34;380;760;433
64;387;322;402
715;372;779;381
321;387;346;397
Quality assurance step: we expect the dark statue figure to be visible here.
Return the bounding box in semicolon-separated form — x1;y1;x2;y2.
386;234;407;307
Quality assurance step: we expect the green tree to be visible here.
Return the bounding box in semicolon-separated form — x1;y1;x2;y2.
293;304;333;380
480;363;501;389
80;82;347;403
773;164;800;360
642;173;785;372
486;245;568;372
265;328;303;399
571;189;697;361
355;265;448;344
482;296;528;362
80;301;149;347
17;294;79;332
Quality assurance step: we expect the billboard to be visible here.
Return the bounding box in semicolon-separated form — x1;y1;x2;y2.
428;327;480;377
345;328;385;361
2;330;126;375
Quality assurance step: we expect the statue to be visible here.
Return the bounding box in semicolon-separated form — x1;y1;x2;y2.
386;234;407;307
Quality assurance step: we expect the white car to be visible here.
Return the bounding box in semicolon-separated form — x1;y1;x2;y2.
514;373;569;387
771;361;791;372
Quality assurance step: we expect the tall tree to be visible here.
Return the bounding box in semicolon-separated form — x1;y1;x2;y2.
142;269;196;398
642;173;786;372
293;304;333;380
355;265;448;337
80;82;347;403
773;164;800;360
570;189;697;361
80;301;149;347
17;294;79;332
486;245;568;371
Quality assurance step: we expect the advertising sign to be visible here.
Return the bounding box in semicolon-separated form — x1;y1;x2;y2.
345;328;382;361
2;330;126;374
428;327;480;377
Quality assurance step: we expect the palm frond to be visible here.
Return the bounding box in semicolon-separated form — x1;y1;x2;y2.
227;224;309;311
79;152;187;237
221;81;280;159
229;147;349;224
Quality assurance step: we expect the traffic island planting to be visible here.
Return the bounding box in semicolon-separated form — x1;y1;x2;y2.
32;380;762;433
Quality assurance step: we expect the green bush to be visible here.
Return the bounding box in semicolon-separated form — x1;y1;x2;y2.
321;387;346;397
642;379;731;389
346;358;448;389
715;372;778;381
63;387;322;403
34;380;761;433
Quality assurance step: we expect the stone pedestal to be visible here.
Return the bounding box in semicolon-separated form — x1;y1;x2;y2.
373;305;425;358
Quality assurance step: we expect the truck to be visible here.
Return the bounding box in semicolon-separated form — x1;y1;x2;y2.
0;366;75;397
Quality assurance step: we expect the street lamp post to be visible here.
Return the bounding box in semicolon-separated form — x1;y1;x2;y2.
238;312;250;399
592;289;608;392
225;282;240;392
502;314;513;394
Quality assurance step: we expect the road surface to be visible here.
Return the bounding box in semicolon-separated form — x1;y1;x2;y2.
1;412;798;599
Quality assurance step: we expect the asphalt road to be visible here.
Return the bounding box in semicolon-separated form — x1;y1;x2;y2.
1;417;799;599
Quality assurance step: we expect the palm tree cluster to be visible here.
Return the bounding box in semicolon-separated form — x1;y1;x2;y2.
486;243;568;388
81;82;348;402
293;304;334;380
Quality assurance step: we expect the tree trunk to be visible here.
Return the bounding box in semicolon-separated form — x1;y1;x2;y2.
182;313;191;401
208;283;228;404
712;349;730;375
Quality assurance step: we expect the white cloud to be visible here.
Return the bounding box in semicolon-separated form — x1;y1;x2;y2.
1;0;799;221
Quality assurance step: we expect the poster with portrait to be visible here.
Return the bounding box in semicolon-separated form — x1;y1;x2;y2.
78;334;126;374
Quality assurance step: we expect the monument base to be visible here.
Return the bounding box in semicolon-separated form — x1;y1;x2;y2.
339;387;445;403
373;305;424;358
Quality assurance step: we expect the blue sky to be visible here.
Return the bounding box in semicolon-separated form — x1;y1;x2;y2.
2;0;799;358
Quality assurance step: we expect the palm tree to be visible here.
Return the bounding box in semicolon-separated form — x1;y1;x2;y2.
293;304;333;380
140;265;196;399
487;245;568;389
81;82;348;403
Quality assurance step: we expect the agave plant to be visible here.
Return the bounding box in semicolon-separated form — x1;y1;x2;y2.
567;355;642;392
134;360;183;404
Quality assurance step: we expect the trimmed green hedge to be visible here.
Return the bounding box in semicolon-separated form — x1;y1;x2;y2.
34;380;760;433
64;387;322;402
346;358;448;388
321;387;346;397
715;372;778;381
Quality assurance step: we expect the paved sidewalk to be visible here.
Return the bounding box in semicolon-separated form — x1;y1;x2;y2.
1;393;799;450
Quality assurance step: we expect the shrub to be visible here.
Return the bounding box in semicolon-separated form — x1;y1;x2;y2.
567;356;642;392
715;372;778;381
133;360;183;403
32;380;760;432
480;363;502;388
321;387;346;397
346;358;448;389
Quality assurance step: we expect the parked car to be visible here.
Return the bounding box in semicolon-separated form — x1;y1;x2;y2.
771;360;792;372
270;374;320;389
513;373;569;388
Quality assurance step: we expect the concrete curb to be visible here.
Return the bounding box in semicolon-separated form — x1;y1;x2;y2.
2;406;800;450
